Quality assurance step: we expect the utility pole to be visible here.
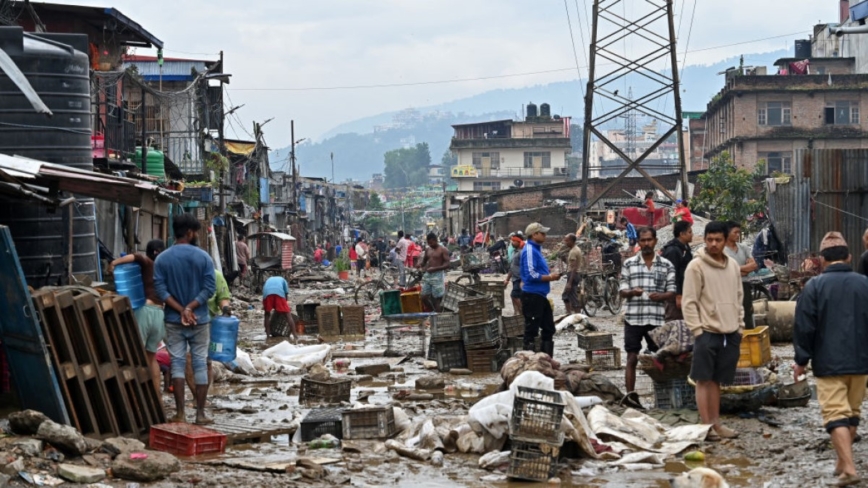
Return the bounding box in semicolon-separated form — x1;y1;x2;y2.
140;84;147;175
291;120;297;223
580;0;686;215
218;50;226;215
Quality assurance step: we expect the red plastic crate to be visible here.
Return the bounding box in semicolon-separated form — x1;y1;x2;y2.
149;423;227;456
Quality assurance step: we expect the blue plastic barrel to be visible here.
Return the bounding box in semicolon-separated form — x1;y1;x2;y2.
209;315;239;362
114;263;146;310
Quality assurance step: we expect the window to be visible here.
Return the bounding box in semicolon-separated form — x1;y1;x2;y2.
763;152;792;174
824;101;859;125
532;180;552;186
758;102;791;126
471;152;500;169
523;151;552;168
473;181;501;191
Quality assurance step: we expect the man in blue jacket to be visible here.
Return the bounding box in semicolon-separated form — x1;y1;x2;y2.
520;223;561;357
155;213;216;425
794;232;868;487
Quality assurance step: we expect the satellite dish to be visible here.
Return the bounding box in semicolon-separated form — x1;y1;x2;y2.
514;179;524;187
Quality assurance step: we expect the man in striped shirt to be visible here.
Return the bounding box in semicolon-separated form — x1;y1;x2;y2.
619;226;676;394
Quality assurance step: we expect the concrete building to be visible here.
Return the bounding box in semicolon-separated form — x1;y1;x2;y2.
587;120;682;178
694;55;868;173
448;105;572;192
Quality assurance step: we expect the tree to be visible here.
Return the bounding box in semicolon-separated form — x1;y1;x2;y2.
569;123;583;154
691;151;765;226
383;143;431;189
368;192;384;211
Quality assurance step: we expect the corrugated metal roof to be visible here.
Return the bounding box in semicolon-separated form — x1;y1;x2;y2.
123;59;210;80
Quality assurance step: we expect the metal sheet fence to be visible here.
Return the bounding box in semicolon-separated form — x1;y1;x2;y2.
769;149;868;264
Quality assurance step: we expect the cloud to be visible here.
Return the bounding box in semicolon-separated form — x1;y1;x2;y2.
53;0;835;146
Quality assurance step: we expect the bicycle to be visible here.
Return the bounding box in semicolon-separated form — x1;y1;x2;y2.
352;263;422;304
578;271;606;317
601;262;623;314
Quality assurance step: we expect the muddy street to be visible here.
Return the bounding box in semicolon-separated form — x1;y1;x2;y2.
137;274;846;488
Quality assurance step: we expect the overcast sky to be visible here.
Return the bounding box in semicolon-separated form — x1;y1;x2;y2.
62;0;836;147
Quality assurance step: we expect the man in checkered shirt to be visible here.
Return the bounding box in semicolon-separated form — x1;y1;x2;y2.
619;226;676;395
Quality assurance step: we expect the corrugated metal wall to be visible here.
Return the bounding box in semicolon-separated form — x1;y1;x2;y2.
769;149;868;262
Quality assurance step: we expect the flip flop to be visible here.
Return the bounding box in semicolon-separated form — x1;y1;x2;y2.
827;474;861;486
705;431;721;442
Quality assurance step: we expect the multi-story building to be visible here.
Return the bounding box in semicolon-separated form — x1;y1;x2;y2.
448;104;572;192
694;55;868;173
587;119;682;178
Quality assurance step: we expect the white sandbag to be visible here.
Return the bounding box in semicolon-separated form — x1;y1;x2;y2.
470;403;511;440
252;356;279;374
393;407;411;433
211;361;233;382
232;348;258;376
479;450;511;470
575;396;604;408
262;342;331;369
419;420;443;451
555;313;590;332
456;431;486;454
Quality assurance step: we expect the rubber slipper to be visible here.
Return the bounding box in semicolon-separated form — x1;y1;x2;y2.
828;474;861;486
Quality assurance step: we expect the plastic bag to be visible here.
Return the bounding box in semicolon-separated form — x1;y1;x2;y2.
262;342;331;369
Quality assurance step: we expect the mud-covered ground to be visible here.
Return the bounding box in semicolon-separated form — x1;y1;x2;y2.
149;273;856;488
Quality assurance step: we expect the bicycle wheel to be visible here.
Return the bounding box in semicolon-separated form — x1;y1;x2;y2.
605;276;623;314
354;280;388;304
582;277;599;317
751;284;772;302
455;273;479;286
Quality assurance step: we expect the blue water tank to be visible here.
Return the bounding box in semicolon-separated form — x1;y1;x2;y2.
114;263;146;310
209;315;239;362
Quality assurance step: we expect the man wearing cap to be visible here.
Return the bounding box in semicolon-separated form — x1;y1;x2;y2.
504;233;525;316
520;223;561;357
794;232;868;486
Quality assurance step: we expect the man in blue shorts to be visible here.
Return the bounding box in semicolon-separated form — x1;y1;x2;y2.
419;232;450;312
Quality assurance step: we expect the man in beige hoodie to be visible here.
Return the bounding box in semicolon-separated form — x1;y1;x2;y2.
682;221;745;441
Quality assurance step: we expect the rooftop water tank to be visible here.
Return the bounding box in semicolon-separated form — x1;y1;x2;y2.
540;103;551;118
0;27;97;286
527;102;538;119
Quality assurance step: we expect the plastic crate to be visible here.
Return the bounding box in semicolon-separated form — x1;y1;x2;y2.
507;439;560;482
341;305;366;336
506;336;524;354
380;290;402;316
462;318;500;350
296;303;320;322
724;368;764;387
300;407;344;442
430;340;466;372
461;251;489;271
342;406;397;440
502;315;525;338
385;322;427;357
299;377;352;406
474;282;506;309
316;305;342;337
442;282;479;312
653;378;696;410
149;423;227;456
400;292;423;314
466;347;499;373
430;313;461;343
576;332;614;350
509;386;566;445
585;348;622;370
458;297;497;326
738;326;772;368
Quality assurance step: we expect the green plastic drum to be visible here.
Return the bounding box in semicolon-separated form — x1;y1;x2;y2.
380;290;402;316
132;147;166;178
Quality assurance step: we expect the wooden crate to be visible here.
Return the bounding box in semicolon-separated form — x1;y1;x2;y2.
458;297;497;326
576;332;614;350
400;292;423;314
342;406;396;440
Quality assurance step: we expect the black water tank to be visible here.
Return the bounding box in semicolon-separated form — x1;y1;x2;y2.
0;27;97;286
794;39;812;59
527;102;538;119
540;103;551;118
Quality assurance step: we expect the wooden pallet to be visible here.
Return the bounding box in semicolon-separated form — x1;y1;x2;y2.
31;289;101;437
210;420;297;445
97;295;166;433
31;289;166;440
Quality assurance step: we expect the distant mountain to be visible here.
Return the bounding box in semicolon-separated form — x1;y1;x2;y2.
271;49;789;182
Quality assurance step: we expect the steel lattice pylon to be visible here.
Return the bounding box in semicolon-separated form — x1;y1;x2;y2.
580;0;689;211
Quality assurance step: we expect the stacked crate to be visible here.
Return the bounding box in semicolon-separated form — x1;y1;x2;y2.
576;332;620;370
507;386;565;482
459;297;501;373
429;313;466;372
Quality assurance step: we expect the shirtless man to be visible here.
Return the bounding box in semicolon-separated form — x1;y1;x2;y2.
419;232;451;312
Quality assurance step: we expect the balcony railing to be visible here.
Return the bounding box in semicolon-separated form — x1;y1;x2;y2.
452;166;568;178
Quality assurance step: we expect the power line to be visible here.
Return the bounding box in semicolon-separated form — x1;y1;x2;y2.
228;31;808;93
680;0;699;73
562;0;586;101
